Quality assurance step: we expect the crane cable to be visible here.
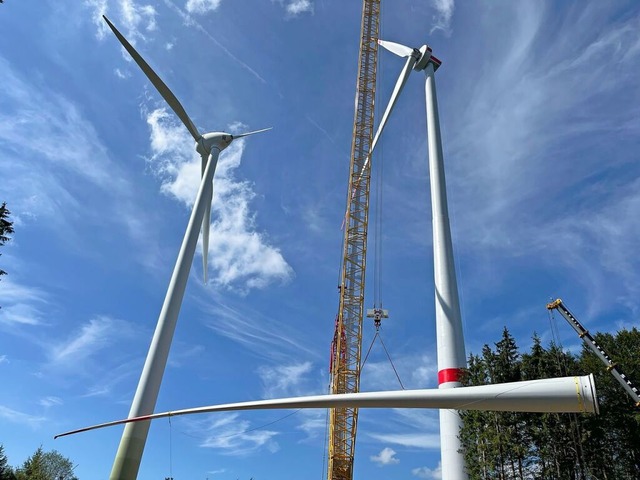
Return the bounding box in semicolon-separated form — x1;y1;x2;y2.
372;32;384;310
359;39;405;390
361;327;405;389
168;416;173;480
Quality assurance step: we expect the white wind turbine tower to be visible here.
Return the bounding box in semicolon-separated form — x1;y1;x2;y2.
102;16;269;480
362;38;468;479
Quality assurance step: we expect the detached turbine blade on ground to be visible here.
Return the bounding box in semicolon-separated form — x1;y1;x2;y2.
103;15;201;142
55;375;598;439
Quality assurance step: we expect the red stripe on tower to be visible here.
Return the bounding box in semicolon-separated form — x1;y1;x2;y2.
438;368;463;385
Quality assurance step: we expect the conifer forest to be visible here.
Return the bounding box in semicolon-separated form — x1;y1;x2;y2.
460;326;640;480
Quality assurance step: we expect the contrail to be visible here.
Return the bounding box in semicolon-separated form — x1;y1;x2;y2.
162;0;268;84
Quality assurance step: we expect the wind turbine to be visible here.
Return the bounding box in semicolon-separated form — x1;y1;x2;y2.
101;16;269;480
362;39;467;479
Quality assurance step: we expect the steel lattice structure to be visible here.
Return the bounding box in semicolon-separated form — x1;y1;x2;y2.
327;2;380;480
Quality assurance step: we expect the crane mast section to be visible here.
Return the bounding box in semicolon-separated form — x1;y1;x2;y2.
547;299;640;407
328;2;380;480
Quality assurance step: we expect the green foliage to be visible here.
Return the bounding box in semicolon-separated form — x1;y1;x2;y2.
0;445;16;480
0;202;14;278
13;447;77;480
460;326;640;479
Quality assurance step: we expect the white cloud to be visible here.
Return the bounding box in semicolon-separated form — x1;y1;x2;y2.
207;469;226;476
295;409;326;439
273;0;314;17
258;361;313;397
430;0;454;35
371;447;400;466
119;0;157;34
168;343;206;368
191;413;279;455
185;0;222;14
81;359;139;398
51;316;133;365
286;0;313;15
0;54;154;262
0;405;46;428
369;432;441;449
146;108;293;291
39;396;63;408
412;462;443;480
85;0;157;41
84;0;109;38
0;56;122;191
0;278;48;327
0;355;7;364
203;296;315;361
114;68;129;79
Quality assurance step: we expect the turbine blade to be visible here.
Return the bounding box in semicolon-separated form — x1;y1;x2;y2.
102;15;201;142
54;375;598;439
232;127;272;139
354;54;417;187
378;39;414;58
201;153;213;284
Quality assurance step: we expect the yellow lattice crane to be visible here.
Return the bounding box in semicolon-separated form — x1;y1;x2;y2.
328;2;380;480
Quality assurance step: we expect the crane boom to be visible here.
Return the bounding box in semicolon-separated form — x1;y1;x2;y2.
547;298;640;407
328;2;380;480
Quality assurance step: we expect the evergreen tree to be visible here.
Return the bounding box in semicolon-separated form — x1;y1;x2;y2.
0;202;14;279
0;445;16;480
577;328;640;479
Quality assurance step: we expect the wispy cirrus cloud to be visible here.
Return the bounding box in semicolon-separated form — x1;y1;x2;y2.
258;361;313;398
0;56;125;196
146;108;293;292
39;396;64;408
186;413;279;455
0;278;49;327
203;296;314;361
0;405;46;429
425;3;640;316
0;53;160;267
369;432;441;449
50;316;134;367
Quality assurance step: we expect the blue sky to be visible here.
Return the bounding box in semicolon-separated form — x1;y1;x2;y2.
1;0;639;479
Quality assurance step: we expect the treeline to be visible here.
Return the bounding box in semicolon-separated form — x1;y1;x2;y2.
460;327;640;479
0;445;77;480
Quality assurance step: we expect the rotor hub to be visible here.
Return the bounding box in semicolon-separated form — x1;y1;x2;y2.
413;45;433;71
196;132;233;155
